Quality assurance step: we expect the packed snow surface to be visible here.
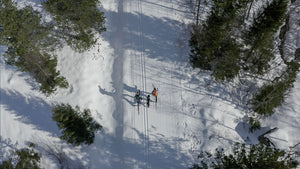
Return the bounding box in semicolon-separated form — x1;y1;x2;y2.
1;0;299;168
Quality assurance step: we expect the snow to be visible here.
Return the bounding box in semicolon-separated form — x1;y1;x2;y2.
1;0;300;168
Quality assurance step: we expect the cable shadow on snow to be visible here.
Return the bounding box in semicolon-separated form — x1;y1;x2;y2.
0;89;59;135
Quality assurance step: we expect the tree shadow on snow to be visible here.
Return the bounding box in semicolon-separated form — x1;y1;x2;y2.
235;119;275;145
102;7;190;64
0;137;19;159
0;89;59;135
0;57;42;92
81;129;192;169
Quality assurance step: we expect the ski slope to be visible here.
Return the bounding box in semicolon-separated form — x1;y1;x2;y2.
0;0;300;168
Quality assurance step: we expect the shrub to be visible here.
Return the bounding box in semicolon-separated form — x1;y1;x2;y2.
52;104;102;146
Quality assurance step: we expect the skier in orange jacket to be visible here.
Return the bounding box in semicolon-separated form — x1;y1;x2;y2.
152;88;158;102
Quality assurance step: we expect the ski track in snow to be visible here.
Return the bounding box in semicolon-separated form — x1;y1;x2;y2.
120;0;205;168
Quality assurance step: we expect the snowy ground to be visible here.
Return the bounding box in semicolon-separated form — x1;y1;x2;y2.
1;0;300;168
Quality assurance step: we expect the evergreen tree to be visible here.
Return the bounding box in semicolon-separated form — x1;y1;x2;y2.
0;0;68;95
43;0;106;52
249;117;261;132
15;148;41;169
189;0;248;81
0;159;14;169
295;48;300;61
191;143;298;169
243;0;288;74
252;81;286;116
52;104;102;146
252;61;300;116
0;144;41;169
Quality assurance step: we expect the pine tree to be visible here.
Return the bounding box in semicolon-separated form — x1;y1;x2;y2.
0;159;14;169
43;0;106;52
249;117;261;132
15;148;41;169
252;61;300;116
0;0;68;95
243;0;288;74
0;144;41;169
189;0;248;81
191;143;298;169
52;104;102;146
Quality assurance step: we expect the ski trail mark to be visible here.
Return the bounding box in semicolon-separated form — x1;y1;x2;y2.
137;0;150;167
